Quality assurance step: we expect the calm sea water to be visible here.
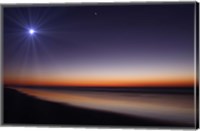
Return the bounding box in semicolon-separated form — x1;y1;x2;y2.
8;86;195;125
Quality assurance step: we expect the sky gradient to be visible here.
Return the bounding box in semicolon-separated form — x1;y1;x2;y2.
3;3;195;87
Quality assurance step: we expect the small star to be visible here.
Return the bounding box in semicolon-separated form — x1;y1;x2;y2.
94;12;98;16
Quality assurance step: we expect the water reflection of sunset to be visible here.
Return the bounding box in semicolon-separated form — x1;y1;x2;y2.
9;87;194;125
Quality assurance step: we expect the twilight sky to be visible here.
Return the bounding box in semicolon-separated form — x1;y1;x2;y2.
3;3;195;87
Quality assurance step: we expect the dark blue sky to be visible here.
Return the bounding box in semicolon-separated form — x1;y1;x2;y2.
3;3;196;86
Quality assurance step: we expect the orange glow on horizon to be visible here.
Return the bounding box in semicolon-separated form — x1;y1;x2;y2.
4;75;194;87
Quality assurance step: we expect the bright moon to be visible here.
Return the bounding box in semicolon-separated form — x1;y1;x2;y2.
29;29;35;35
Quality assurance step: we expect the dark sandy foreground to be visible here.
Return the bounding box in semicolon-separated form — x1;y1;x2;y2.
3;88;194;128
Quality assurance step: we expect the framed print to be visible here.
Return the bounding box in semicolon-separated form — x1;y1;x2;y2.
1;2;199;129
